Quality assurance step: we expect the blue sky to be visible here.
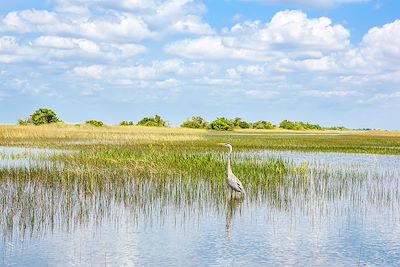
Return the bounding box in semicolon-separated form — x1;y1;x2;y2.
0;0;399;129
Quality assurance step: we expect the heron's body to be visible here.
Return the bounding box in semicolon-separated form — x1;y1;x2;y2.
224;143;246;195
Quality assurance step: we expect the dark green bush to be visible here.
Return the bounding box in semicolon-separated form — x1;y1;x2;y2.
209;117;234;131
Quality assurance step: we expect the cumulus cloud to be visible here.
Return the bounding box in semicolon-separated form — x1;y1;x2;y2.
337;19;400;85
0;1;399;110
0;35;147;63
358;20;400;69
0;9;152;42
165;10;350;61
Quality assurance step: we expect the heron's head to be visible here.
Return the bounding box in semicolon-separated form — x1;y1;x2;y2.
223;143;233;153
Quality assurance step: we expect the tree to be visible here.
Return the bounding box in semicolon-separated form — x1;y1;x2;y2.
181;116;209;129
29;108;61;125
253;120;274;129
120;121;134;126
85;120;104;127
279;120;321;130
209;117;234;131
137;115;167;127
231;117;251;129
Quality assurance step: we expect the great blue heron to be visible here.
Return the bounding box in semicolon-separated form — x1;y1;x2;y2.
223;143;246;197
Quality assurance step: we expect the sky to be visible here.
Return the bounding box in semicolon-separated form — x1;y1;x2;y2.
0;0;399;129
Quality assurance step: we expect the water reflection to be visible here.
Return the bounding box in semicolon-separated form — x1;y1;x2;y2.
225;197;244;239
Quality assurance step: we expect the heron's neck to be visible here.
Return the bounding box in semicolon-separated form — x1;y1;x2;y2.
227;152;233;174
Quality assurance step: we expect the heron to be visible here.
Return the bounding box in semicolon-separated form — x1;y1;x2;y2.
223;143;246;197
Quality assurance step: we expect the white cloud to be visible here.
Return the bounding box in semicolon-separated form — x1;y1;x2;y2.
301;90;361;97
277;56;338;72
165;36;264;60
251;0;368;8
165;10;350;61
359;20;400;68
0;36;37;63
0;34;147;63
244;90;278;99
168;15;214;35
34;36;100;53
73;65;104;79
0;0;212;42
358;91;400;103
71;59;209;85
0;36;18;51
337;20;400;82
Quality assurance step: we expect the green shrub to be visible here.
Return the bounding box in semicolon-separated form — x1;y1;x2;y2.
231;117;251;129
85;120;104;127
280;120;321;130
137;115;167;127
18;119;29;126
29;108;61;125
181;116;209;129
209;117;234;131
253;120;274;129
120;121;134;126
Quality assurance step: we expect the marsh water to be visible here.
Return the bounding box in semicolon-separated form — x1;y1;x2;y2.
1;146;400;266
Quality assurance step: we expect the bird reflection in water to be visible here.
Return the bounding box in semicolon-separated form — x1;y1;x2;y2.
225;196;244;239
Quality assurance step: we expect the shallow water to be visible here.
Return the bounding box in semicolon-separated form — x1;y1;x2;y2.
1;149;400;266
0;146;67;169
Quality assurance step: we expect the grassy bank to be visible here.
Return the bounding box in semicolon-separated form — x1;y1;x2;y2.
1;124;400;154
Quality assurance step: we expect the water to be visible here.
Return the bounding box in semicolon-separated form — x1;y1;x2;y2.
1;149;400;266
0;146;67;169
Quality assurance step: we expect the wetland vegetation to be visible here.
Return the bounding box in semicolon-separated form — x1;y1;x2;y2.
1;124;399;265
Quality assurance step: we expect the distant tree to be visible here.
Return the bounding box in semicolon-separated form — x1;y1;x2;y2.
231;117;251;129
85;120;104;127
209;117;234;131
253;120;274;129
29;108;61;125
137;115;167;127
298;122;322;130
181;116;209;129
280;120;321;130
324;126;348;131
279;120;299;130
120;120;134;126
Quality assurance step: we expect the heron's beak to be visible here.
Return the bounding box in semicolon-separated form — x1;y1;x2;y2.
217;143;225;146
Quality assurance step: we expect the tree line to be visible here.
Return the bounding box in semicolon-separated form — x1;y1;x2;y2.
18;108;348;131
